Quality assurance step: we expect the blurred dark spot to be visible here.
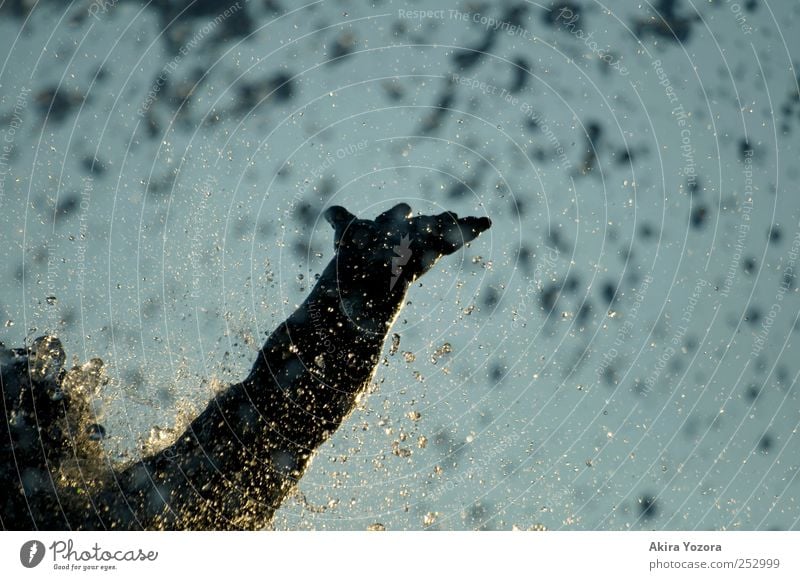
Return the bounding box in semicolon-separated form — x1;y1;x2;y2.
157;386;174;406
682;415;699;439
575;121;602;177
511;198;526;217
382;79;404;101
93;66;108;83
264;0;283;14
669;355;683;374
586;121;602;143
517;245;532;267
509;56;531;94
238;71;295;110
633;0;698;43
159;0;232;20
156;0;253;53
541;284;560;313
489;363;505;383
577;302;592;325
742;257;757;275
56;195;79;218
776;366;789;389
124;367;144;391
391;20;407;37
31;245;48;265
482;286;500;308
82;156;106;176
276;162;291;180
60;308;76;326
744;384;760;403
639;223;655;240
758;433;773;453
602;365;618;387
145;112;160;139
547;229;570;253
317;177;335;198
639;495;658;519
269;71;294;102
86;423;106;441
768;225;781;244
600;282;616;305
2;0;34;18
529;147;547;162
564;275;579;294
218;4;254;40
465;501;491;530
294;202;317;227
503;4;529;27
616;148;634;165
36;87;83;123
690;206;708;229
447;181;469;199
420;85;455;134
739;138;754;162
745;307;761;325
329;32;356;63
452;31;495;71
145;173;176;197
167;68;207;111
292;239;311;257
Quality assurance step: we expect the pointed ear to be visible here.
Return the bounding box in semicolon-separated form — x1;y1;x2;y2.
375;203;412;225
324;205;357;249
438;213;492;255
324;205;356;230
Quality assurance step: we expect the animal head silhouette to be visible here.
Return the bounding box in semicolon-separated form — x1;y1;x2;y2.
323;203;491;293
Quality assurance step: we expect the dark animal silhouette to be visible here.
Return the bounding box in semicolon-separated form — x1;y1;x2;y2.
1;203;491;530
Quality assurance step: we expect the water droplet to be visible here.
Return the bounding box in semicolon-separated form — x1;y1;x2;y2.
86;423;106;441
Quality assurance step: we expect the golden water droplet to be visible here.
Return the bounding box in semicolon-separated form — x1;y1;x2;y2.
528;523;547;531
